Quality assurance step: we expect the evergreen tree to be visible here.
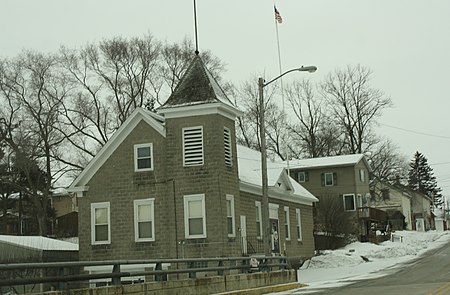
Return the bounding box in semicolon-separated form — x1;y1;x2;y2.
408;151;443;208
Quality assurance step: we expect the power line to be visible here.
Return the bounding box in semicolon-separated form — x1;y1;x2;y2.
380;123;450;140
430;161;450;166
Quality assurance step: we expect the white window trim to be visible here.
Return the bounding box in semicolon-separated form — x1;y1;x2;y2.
255;201;262;238
182;126;204;167
325;172;334;186
226;194;235;237
91;202;111;245
134;143;154;172
343;194;356;211
360;169;365;182
184;194;207;239
284;206;290;241
296;208;302;241
134;198;155;242
357;194;363;208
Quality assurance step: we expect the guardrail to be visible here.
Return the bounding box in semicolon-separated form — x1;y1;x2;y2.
0;256;289;292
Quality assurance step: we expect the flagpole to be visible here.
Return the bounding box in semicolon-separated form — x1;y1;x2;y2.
193;0;199;55
274;3;290;173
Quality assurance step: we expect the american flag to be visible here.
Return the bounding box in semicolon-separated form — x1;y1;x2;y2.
274;6;283;24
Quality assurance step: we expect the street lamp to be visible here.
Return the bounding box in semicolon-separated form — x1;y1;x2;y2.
259;66;317;256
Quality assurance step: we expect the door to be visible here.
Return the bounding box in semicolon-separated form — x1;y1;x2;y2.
269;204;280;254
270;219;280;253
240;215;247;255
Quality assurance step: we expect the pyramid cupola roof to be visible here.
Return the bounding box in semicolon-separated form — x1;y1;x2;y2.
160;55;235;109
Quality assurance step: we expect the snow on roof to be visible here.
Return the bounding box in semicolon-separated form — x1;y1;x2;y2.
237;145;264;186
285;154;368;170
237;145;317;202
0;235;78;251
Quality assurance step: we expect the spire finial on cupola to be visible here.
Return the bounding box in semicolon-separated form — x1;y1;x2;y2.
193;0;200;55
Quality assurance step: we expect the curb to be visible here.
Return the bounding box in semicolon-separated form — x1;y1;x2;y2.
217;282;307;295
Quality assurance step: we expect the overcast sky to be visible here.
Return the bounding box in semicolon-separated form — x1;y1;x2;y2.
1;0;449;199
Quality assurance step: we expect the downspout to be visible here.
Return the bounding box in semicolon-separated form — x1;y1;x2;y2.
170;179;178;258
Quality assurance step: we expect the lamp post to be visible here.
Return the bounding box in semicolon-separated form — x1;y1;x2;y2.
259;66;317;256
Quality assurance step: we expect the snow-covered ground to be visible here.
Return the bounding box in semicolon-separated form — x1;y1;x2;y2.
277;230;450;294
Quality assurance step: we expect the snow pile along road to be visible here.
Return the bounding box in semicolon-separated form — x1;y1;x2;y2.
289;230;450;293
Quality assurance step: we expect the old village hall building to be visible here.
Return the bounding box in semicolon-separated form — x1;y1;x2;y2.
68;55;317;262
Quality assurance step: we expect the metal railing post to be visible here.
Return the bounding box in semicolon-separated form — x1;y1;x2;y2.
57;267;65;290
188;262;196;279
217;261;224;276
279;257;286;270
112;264;121;285
155;262;167;281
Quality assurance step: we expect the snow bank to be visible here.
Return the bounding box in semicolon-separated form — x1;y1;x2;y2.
290;231;450;293
302;231;448;270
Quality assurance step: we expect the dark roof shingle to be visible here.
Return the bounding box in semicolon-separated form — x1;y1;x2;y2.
161;55;233;108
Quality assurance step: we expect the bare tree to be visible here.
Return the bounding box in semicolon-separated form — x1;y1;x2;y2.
366;138;408;184
0;51;70;235
321;65;392;154
314;194;356;249
285;79;344;158
234;76;283;158
60;36;228;169
234;77;262;150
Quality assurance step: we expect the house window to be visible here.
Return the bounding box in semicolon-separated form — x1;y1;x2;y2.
325;173;333;186
295;208;302;241
134;198;155;242
184;194;206;238
295;171;308;183
134;143;153;171
343;194;356;211
357;194;363;208
255;201;262;238
91;202;110;245
284;206;290;240
226;195;235;237
224;127;232;167
382;188;390;200
183;126;204;166
359;169;365;182
322;172;336;186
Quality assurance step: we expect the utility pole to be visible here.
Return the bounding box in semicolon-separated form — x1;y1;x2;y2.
258;66;317;256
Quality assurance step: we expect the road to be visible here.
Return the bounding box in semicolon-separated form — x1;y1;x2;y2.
291;238;450;295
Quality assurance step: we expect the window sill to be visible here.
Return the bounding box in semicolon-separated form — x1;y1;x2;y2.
91;243;111;250
184;238;207;244
135;239;155;243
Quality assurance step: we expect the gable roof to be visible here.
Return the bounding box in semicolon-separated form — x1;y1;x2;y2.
68;108;165;192
160;55;234;109
285;154;372;172
237;145;317;205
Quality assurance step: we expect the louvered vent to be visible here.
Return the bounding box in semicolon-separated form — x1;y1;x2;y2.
183;127;204;166
224;127;232;167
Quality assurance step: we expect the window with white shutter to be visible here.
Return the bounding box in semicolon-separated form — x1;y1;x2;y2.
183;126;204;166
